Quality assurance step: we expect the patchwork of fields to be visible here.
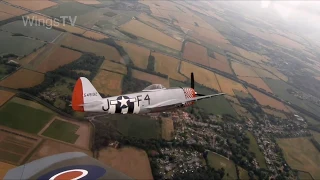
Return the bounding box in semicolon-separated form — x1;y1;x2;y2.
0;68;44;89
93;70;123;96
132;69;169;88
100;60;127;75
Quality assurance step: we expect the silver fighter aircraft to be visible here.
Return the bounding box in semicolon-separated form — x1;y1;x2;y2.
72;73;225;114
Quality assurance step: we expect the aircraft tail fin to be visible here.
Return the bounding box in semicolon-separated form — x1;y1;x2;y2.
72;77;102;112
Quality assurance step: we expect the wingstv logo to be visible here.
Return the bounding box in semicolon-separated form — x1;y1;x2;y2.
22;15;77;30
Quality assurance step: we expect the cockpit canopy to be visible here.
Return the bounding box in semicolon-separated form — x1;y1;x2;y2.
142;84;166;91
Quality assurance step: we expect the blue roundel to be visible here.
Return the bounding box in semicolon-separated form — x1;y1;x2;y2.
37;165;106;180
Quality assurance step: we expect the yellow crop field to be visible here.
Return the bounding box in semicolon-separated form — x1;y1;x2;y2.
61;33;122;62
235;47;269;63
19;45;48;66
180;62;220;91
5;0;56;11
259;64;288;81
183;42;209;67
0;68;44;89
216;74;248;96
277;138;320;179
208;57;233;75
247;87;289;112
0;90;15;106
262;108;287;119
119;20;182;51
138;13;167;30
132;69;169;87
24;14;86;34
100;60;127;75
238;76;273;93
0;162;16;179
152;52;186;82
0;3;27;21
231;62;259;77
75;0;101;4
253;67;280;80
116;41;150;69
92;70;123;96
83;31;108;40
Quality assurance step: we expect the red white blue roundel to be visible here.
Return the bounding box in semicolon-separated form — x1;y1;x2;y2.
37;165;106;180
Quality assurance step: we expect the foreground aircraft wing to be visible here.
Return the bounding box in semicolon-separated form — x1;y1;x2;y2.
146;93;225;109
4;152;132;180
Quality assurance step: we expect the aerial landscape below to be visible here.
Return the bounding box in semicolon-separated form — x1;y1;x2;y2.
0;0;320;179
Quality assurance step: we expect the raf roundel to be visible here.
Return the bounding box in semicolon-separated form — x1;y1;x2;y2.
37;165;106;180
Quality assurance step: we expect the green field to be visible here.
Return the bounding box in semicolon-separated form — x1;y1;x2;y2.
305;115;320;126
246;131;267;168
207;152;237;179
264;78;320;115
170;79;237;116
0;34;45;56
40;1;96;17
1;20;62;42
0;102;53;134
11;97;55;113
298;171;314;180
0;149;21;164
105;114;161;139
42;119;79;143
238;166;250;180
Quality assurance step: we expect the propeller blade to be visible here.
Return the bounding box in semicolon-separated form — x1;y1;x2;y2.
191;72;194;89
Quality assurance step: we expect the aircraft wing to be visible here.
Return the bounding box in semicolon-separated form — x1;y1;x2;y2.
4;152;132;180
146;93;225;109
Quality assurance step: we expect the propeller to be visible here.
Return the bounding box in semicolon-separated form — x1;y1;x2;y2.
190;72;206;96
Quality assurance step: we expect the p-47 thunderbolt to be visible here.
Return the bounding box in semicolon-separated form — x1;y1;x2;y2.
72;73;225;114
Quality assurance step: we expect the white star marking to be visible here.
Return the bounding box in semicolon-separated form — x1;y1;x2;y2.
118;96;128;108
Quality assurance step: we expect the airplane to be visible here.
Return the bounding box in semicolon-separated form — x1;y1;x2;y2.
72;73;225;114
4;152;133;180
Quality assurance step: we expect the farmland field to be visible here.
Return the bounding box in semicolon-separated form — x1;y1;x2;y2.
170;80;236;116
106;114;161;139
93;70;123;96
235;47;269;63
132;69;169;88
0;69;44;89
238;167;250;180
10;97;54;113
116;41;150;69
183;42;209;67
40;1;95;17
75;0;101;5
99;147;153;180
153;52;186;82
0;3;27;21
0;162;15;179
61;33;122;62
36;46;82;73
42;119;79;144
231;62;259;77
298;171;313;180
0;128;40;165
207;152;237;179
246;131;267;168
19;45;48;66
0;33;45;57
28;139;91;162
253;67;280;80
311;130;320;144
0;101;53;134
1;20;62;42
0;90;15;106
5;0;56;11
24;14;86;34
216;74;248;96
231;103;249;117
277;137;320;179
264;78;320;115
208;57;233;75
180;61;220;91
263;108;287;119
100;60;127;75
259;64;288;81
238;76;273;93
161;118;174;141
119;20;182;51
247;87;289;112
83;31;108;40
